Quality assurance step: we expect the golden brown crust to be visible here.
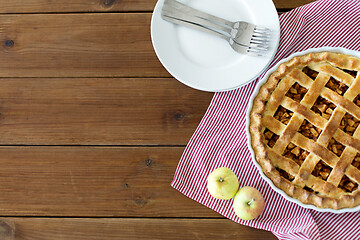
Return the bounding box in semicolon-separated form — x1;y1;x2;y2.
249;52;360;209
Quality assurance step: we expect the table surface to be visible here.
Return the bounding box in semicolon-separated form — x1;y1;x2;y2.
0;0;314;239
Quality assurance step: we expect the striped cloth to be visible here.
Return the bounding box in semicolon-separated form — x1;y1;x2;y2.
171;0;360;239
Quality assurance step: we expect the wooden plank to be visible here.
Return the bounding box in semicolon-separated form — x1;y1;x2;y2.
0;78;212;145
0;218;276;240
0;146;223;217
0;10;315;78
274;0;315;9
0;0;156;13
0;13;170;78
0;0;315;13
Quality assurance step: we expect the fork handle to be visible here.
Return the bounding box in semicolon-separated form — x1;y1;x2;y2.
162;4;232;36
161;14;229;41
165;0;233;28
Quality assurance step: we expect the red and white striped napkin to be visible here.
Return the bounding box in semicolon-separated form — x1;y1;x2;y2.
171;0;360;239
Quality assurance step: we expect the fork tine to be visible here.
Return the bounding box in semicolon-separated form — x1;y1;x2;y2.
253;31;270;37
254;29;268;34
249;43;268;50
251;43;269;51
251;37;270;44
254;26;271;32
249;42;268;49
253;31;271;38
250;44;269;51
251;34;269;40
254;29;271;39
250;40;269;47
254;26;268;30
253;31;271;37
246;48;266;57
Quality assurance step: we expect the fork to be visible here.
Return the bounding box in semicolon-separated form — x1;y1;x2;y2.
161;0;271;56
163;0;271;47
162;14;262;55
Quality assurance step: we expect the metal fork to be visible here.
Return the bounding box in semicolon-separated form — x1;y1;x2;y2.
161;0;271;56
164;0;271;47
162;14;261;55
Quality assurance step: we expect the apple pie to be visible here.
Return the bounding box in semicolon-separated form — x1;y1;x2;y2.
249;51;360;209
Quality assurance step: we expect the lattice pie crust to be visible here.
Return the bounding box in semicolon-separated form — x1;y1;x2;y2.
249;52;360;209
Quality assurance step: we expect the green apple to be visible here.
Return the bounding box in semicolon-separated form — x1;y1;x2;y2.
207;167;239;200
233;186;265;220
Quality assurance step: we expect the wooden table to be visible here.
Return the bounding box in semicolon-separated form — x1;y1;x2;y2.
0;0;313;239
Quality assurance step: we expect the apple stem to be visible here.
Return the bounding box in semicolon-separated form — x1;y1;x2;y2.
248;199;255;205
219;177;224;183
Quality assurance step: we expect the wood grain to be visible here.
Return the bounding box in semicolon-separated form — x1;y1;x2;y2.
0;0;316;13
0;78;212;145
0;146;222;217
0;218;276;240
0;13;170;78
274;0;315;9
0;0;156;13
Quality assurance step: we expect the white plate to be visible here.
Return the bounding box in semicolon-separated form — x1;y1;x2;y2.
151;0;280;92
246;47;360;213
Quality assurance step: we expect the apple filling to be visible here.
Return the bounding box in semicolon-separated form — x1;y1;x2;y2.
353;95;360;107
339;175;358;192
303;186;316;193
340;113;360;136
298;120;322;141
285;82;308;103
302;66;319;80
274;106;293;125
343;69;358;78
312;160;332;181
276;167;294;181
326;77;349;96
327;138;345;157
263;129;279;148
352;153;360;170
282;142;309;166
311;96;336;120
